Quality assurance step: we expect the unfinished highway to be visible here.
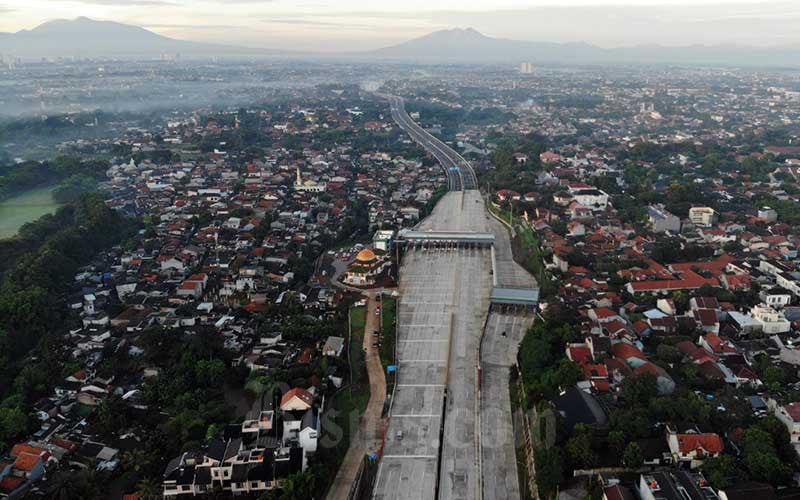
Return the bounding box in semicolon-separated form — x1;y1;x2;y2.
373;95;538;500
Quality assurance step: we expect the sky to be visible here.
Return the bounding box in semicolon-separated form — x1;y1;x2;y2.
0;0;797;52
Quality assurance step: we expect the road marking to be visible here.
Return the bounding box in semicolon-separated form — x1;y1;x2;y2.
399;359;447;363
398;339;449;343
397;384;446;388
392;414;441;418
399;302;451;305
398;324;447;328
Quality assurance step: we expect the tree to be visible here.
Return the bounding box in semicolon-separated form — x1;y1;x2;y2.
135;478;162;500
623;442;643;469
565;424;596;468
0;406;30;446
46;469;100;500
742;427;792;485
762;366;785;390
656;344;682;364
196;359;226;388
702;455;737;489
672;291;689;312
554;360;583;390
534;446;563;499
608;430;626;454
622;372;658;408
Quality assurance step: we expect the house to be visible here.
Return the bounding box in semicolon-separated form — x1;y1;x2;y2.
540;151;562;164
656;298;678;316
693;309;720;334
372;230;395;252
689;207;718;228
647;205;681;233
639;471;719;500
750;304;790;334
771;401;800;447
570;188;609;212
666;428;723;468
279;388;314;412
758;207;778;223
760;288;792;309
322;336;345;357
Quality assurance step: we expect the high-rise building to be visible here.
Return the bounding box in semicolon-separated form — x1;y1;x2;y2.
519;62;534;74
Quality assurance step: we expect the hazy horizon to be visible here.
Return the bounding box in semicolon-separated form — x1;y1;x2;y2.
1;0;798;53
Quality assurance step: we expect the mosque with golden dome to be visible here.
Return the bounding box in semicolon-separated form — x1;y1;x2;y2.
342;247;391;287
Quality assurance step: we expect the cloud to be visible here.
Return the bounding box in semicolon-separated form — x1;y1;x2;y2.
263;18;357;27
0;4;13;13
74;0;176;5
143;23;241;30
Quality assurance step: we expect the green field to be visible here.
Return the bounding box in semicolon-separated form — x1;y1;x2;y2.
0;186;62;239
325;305;369;460
380;297;397;369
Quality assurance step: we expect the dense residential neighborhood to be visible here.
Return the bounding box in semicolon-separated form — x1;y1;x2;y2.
1;45;800;500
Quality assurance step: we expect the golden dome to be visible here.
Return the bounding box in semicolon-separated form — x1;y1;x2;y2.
355;248;377;263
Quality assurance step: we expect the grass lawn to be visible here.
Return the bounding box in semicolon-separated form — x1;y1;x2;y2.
349;305;367;387
326;305;369;456
380;297;397;369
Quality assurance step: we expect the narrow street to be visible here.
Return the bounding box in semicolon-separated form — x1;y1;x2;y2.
327;293;387;500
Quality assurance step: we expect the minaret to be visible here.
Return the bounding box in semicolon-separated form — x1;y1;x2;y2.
295;166;302;187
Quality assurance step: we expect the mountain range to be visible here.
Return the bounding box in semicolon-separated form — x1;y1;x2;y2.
1;18;799;67
370;28;800;67
0;17;279;58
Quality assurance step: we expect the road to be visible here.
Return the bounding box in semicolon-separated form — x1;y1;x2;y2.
328;293;388;500
374;94;538;500
373;191;490;500
386;95;478;191
479;212;538;500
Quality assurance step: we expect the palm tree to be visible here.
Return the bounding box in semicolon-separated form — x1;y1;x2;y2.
135;478;162;500
47;469;99;500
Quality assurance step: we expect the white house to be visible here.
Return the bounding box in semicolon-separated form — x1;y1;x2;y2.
570;188;609;212
751;304;791;334
688;207;718;228
648;205;681;233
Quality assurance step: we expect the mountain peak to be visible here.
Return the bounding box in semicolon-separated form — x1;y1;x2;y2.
432;27;487;39
4;17;272;58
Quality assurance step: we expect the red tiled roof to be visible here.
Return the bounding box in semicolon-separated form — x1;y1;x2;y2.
13;452;42;472
280;387;313;409
583;364;609;379
784;402;800;422
567;346;592;365
10;444;45;458
677;433;723;454
633;362;664;378
0;476;25;493
612;342;646;360
632;320;650;335
605;358;632;376
604;484;634;500
604;319;628;336
694;309;719;327
594;307;618;319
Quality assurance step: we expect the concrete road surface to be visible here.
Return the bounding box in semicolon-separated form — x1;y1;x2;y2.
480;313;534;500
374;191;491;500
479;210;538;500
